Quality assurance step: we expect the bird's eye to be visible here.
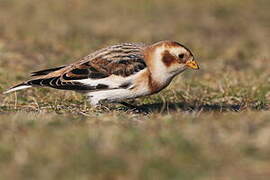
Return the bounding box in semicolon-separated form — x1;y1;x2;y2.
178;54;185;59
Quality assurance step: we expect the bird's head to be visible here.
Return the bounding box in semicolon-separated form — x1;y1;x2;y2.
146;41;199;77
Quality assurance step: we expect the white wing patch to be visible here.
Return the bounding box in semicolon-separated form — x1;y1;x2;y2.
75;71;141;90
76;75;125;88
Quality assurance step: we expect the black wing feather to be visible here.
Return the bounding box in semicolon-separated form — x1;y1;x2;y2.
31;66;66;76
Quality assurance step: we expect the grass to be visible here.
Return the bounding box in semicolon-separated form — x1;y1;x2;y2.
0;0;270;179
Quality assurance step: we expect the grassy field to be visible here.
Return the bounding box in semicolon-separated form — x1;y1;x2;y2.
0;0;270;179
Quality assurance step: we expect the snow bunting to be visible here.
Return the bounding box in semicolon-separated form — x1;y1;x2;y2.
4;41;199;106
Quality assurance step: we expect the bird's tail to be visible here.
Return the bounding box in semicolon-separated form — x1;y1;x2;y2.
3;65;66;94
3;83;32;94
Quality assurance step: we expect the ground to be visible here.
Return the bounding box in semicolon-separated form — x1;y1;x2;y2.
0;0;270;179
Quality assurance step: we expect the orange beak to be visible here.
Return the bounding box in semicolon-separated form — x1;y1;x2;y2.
186;60;200;70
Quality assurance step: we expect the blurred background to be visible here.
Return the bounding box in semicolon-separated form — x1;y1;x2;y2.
0;0;270;179
0;0;269;70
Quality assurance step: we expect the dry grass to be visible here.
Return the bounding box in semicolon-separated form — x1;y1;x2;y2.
0;0;270;179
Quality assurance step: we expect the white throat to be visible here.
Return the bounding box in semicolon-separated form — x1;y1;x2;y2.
149;46;171;83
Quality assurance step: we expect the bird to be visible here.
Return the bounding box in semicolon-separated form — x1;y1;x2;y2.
4;40;199;108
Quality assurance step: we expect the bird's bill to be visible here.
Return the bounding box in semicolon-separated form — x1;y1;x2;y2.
186;60;199;70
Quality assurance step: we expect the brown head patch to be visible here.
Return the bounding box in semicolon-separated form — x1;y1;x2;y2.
163;41;194;57
162;50;177;67
164;41;182;48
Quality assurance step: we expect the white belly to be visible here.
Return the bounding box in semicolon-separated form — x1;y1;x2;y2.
87;87;150;106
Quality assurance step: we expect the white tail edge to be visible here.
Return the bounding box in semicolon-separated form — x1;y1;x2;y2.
3;85;32;94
